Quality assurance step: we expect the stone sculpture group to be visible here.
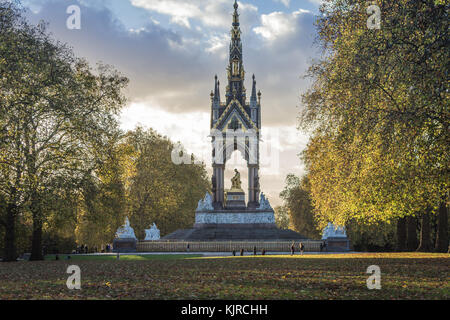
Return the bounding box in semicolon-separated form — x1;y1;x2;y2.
114;217;160;241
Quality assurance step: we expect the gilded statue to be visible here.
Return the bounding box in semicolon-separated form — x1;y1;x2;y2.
231;169;242;190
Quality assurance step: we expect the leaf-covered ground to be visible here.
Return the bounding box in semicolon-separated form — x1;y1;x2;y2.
0;253;448;300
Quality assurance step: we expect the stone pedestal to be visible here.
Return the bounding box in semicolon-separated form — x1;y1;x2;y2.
113;238;137;253
225;189;246;209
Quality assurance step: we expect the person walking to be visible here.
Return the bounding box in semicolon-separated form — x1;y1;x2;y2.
290;242;295;255
240;248;244;256
253;246;257;256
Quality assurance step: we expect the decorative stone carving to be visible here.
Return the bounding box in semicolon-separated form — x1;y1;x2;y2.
258;193;272;210
115;217;137;240
145;223;160;240
196;192;214;212
195;212;275;225
321;222;347;239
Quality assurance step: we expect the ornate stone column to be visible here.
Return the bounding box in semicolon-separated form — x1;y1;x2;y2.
213;164;225;208
247;165;260;208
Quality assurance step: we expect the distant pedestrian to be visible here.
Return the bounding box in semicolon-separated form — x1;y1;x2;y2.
290;242;295;255
55;254;59;261
323;241;327;252
253;246;257;256
320;242;323;252
262;249;266;256
187;243;190;252
299;242;305;255
240;248;244;256
232;250;236;256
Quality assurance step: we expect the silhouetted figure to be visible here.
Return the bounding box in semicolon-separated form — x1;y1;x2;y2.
320;243;323;252
187;243;190;252
262;249;266;256
253;246;257;256
290;242;295;255
232;250;236;256
240;248;244;256
299;242;305;255
55;254;59;261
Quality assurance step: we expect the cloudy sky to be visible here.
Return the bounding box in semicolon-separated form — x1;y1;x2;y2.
22;0;323;206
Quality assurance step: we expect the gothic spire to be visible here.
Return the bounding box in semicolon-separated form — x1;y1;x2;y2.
227;0;245;105
250;74;257;106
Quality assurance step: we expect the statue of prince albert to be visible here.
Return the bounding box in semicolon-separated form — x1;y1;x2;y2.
231;169;242;190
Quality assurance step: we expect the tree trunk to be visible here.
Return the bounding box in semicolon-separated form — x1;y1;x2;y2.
435;200;448;253
29;217;43;261
29;196;43;261
417;212;432;252
406;216;418;251
3;204;17;262
396;217;407;251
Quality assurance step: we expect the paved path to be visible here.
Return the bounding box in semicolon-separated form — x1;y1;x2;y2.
84;251;357;257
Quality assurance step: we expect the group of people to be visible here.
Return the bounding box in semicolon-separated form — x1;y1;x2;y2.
231;246;266;256
290;242;306;255
73;243;113;254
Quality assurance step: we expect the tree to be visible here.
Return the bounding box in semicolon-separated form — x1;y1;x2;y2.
124;128;209;238
300;0;448;250
0;1;128;260
280;174;321;239
274;206;290;230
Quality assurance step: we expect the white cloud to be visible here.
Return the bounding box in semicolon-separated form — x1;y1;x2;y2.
253;9;310;41
130;0;257;29
274;0;291;8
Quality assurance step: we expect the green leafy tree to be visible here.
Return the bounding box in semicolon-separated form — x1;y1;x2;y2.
274;206;290;230
300;0;448;251
0;2;128;260
280;174;321;239
124;128;209;238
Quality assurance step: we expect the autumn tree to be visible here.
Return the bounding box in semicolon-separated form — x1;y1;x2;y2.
300;0;448;251
280;174;321;239
124;128;209;238
0;1;128;260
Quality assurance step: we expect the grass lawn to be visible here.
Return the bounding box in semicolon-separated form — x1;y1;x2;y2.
0;252;448;300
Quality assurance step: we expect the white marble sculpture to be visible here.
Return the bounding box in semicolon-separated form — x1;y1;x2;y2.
145;223;160;240
258;193;272;211
115;217;137;240
321;222;347;239
196;192;214;212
